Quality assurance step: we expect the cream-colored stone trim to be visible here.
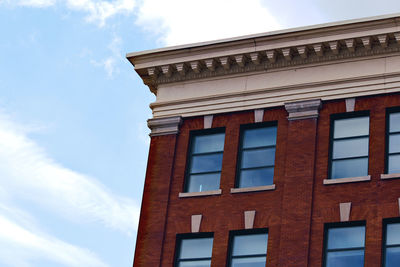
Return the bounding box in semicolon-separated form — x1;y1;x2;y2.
128;15;400;119
128;15;400;91
244;210;256;229
381;173;400;180
230;184;276;194
254;109;264;123
151;61;400;118
323;175;371;185
345;98;356;112
191;214;202;233
179;189;222;198
147;116;182;136
339;202;352;222
285;99;322;120
203;115;213;129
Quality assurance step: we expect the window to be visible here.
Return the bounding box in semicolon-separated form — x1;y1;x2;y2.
386;110;400;174
329;113;369;179
323;222;365;267
175;234;213;267
383;219;400;267
185;130;225;192
236;124;277;188
228;229;268;267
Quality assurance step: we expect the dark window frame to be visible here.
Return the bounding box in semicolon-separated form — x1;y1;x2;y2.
328;111;370;179
382;217;400;267
183;127;226;192
322;220;366;267
385;107;400;174
174;232;214;267
227;228;269;267
235;121;278;188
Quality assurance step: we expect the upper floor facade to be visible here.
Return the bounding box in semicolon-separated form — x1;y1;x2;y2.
128;14;400;267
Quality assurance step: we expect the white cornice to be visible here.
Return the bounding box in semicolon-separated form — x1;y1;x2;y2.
127;15;400;94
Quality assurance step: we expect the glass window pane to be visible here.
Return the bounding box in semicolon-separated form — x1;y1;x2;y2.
326;250;364;267
327;226;365;249
190;154;223;173
232;233;268;256
390;112;400;132
187;173;220;192
385;247;400;267
179;260;211;267
334;117;369;138
389;133;400;154
387;223;400;245
388;155;400;174
241;148;275;168
180;238;213;259
242;127;277;149
193;133;225;153
331;158;368;179
239;168;274;188
332;137;369;159
231;256;266;267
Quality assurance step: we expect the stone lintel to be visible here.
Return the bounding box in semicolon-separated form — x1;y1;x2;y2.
147;116;182;137
284;99;322;120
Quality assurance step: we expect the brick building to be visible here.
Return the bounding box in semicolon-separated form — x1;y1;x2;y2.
127;14;400;267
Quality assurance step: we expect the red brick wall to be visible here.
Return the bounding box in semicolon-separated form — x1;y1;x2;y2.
134;92;400;267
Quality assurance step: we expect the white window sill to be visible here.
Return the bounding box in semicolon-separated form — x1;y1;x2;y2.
179;189;222;198
230;184;276;194
323;175;371;185
381;173;400;180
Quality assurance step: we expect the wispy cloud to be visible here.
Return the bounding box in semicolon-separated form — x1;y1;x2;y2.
0;110;139;234
4;0;280;45
5;0;136;26
65;0;135;27
0;213;108;267
18;0;56;8
135;0;281;46
90;36;122;77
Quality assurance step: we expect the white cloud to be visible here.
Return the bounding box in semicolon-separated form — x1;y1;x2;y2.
0;110;140;235
0;214;108;267
5;0;280;45
18;0;55;7
135;0;281;46
6;0;136;26
90;36;122;77
65;0;136;27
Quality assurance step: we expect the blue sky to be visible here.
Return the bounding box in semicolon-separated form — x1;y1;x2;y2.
0;0;400;266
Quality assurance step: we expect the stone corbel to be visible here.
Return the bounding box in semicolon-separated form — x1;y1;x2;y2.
175;63;188;76
147;116;182;137
147;67;159;78
394;32;400;44
361;36;371;50
297;46;308;59
378;34;388;48
313;43;324;57
219;56;232;70
234;54;248;67
266;50;277;63
190;61;203;73
161;65;174;77
328;41;339;54
344;39;355;52
204;58;217;71
285;99;322;120
282;48;292;61
250;52;261;65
